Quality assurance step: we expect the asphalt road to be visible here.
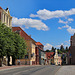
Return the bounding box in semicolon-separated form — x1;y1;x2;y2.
55;65;75;75
0;65;61;75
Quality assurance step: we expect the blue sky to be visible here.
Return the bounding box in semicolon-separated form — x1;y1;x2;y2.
0;0;75;50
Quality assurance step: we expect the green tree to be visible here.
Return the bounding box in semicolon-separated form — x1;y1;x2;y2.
60;45;64;52
45;49;50;52
12;33;27;65
64;46;69;53
0;22;27;66
50;47;56;53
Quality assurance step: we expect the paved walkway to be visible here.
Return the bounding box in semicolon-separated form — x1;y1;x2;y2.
55;65;75;75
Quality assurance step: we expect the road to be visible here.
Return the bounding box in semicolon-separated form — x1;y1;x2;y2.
0;65;61;75
55;65;75;75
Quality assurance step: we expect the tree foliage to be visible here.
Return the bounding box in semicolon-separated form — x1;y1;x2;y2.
0;22;27;59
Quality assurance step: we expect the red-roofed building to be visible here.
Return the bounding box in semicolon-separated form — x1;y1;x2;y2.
12;27;36;65
35;42;47;65
0;7;2;9
35;42;44;51
45;52;54;65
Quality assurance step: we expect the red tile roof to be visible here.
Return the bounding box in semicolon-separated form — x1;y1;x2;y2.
35;42;43;46
46;52;54;55
45;52;54;59
12;27;36;43
0;7;2;9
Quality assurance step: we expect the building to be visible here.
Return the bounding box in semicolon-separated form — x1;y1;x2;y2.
69;33;75;64
0;7;12;28
35;45;40;65
54;50;62;65
12;27;36;65
45;52;54;65
0;7;12;66
35;42;46;65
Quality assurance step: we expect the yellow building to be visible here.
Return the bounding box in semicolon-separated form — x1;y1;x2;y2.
0;7;12;28
25;40;36;65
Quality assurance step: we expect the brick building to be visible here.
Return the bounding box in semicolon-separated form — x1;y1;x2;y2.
35;42;46;65
69;33;75;64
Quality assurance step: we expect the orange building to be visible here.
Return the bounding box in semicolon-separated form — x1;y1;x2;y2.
12;27;36;65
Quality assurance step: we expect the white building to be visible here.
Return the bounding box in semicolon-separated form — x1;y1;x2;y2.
0;7;12;28
54;50;62;65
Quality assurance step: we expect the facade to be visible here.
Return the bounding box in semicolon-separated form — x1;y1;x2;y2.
35;42;46;65
54;50;62;65
0;7;12;28
35;46;40;65
46;52;54;65
40;50;45;65
12;27;36;65
69;33;75;64
0;7;12;66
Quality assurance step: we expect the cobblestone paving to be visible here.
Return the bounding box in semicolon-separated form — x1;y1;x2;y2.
55;66;75;75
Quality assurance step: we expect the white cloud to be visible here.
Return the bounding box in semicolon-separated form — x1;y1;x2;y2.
58;25;70;29
68;18;74;22
55;43;69;48
58;19;68;24
67;27;75;34
58;27;62;29
30;8;75;20
65;41;70;44
58;18;75;34
44;43;52;50
12;17;49;31
58;18;74;24
58;24;75;34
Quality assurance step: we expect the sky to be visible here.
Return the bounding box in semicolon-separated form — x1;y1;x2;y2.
0;0;75;50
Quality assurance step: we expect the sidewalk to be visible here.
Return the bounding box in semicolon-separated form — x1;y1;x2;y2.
0;65;40;71
55;65;75;75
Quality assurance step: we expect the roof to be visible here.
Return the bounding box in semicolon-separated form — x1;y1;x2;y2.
45;52;54;59
35;42;43;46
71;36;73;40
0;7;2;9
45;52;54;55
12;27;36;43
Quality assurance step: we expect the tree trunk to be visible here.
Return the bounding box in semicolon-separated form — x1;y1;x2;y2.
0;57;2;67
12;56;15;65
7;56;10;66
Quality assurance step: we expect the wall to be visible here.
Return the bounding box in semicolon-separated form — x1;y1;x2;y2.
0;12;1;20
0;8;12;28
31;43;36;65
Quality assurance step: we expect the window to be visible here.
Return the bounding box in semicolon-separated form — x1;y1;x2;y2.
25;53;29;59
9;18;10;26
4;14;5;22
7;16;8;25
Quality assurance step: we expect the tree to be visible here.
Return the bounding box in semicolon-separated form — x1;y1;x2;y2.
50;47;56;53
45;49;50;52
12;33;27;65
60;45;64;52
64;46;69;53
0;22;27;66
